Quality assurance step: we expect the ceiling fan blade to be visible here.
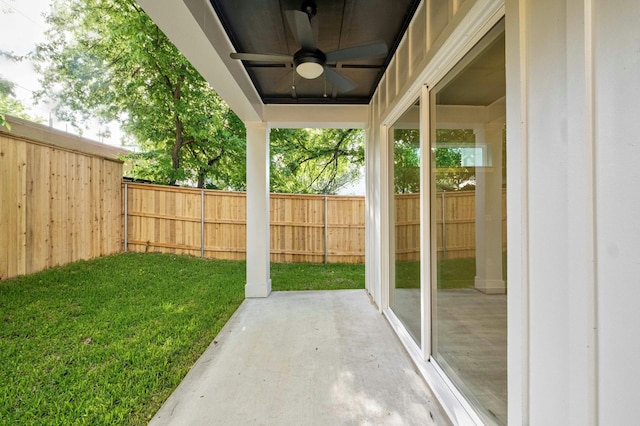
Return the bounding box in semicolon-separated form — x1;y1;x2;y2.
325;41;388;62
285;10;316;51
324;66;356;93
230;52;293;62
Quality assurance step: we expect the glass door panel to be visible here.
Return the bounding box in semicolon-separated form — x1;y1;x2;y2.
389;99;421;344
431;22;507;425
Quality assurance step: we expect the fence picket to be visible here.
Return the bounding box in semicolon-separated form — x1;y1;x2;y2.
123;183;506;263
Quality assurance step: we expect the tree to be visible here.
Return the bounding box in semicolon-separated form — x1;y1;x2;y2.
34;0;364;193
1;50;35;128
392;128;478;192
434;128;476;191
34;0;245;187
0;75;35;129
393;129;420;193
270;128;364;194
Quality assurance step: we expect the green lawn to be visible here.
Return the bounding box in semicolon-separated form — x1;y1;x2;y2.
0;253;364;425
271;262;365;291
395;257;477;289
395;254;507;289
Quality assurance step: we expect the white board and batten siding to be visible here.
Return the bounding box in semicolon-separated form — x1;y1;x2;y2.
367;0;640;424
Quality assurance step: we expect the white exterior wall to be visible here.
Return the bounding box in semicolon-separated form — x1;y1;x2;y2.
507;0;640;423
511;0;575;423
593;0;640;423
368;0;640;424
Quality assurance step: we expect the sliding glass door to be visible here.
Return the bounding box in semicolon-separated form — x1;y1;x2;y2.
430;21;507;425
386;18;507;426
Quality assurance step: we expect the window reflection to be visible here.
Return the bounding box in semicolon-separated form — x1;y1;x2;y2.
390;99;421;344
431;23;507;425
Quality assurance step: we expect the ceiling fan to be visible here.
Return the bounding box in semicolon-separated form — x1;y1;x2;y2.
229;0;388;93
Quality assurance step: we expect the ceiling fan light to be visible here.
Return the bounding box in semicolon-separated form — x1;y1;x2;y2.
296;61;324;79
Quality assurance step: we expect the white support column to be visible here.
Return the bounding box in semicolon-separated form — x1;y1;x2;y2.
474;122;506;294
245;121;271;298
364;126;376;300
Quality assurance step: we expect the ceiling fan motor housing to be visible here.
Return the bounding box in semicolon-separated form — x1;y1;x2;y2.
294;49;326;79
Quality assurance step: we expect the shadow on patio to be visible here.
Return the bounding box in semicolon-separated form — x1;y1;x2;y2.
149;290;450;425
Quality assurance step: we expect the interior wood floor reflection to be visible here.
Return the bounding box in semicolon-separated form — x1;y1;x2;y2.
393;288;507;425
435;288;507;425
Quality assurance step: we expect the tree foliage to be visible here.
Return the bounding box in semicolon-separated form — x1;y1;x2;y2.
35;0;245;187
1;52;35;128
434;128;476;191
393;129;420;194
270;128;364;194
0;78;37;129
34;0;364;193
393;128;478;193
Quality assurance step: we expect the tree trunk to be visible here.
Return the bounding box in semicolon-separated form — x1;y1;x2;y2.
196;148;225;189
197;170;205;189
169;76;184;185
170;117;183;185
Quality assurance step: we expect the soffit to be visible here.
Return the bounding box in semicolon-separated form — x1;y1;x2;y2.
436;32;506;107
210;0;421;105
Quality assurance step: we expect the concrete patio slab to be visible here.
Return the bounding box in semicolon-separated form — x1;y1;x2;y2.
150;290;450;425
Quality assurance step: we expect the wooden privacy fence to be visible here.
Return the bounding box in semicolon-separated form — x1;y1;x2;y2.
123;183;365;263
0;117;503;276
396;189;507;260
123;183;505;264
0;116;125;280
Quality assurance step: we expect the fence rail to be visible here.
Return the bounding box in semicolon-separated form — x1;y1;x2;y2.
123;183;506;263
396;189;507;261
123;183;365;263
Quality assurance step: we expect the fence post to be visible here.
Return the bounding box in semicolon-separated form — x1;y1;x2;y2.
201;189;205;258
441;191;446;258
124;183;128;252
324;195;328;264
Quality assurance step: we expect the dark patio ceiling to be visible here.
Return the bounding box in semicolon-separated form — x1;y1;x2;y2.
210;0;421;105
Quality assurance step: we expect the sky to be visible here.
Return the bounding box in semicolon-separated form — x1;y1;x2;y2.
0;0;122;146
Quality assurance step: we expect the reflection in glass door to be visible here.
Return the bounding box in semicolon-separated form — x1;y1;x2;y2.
389;99;421;344
431;22;507;425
